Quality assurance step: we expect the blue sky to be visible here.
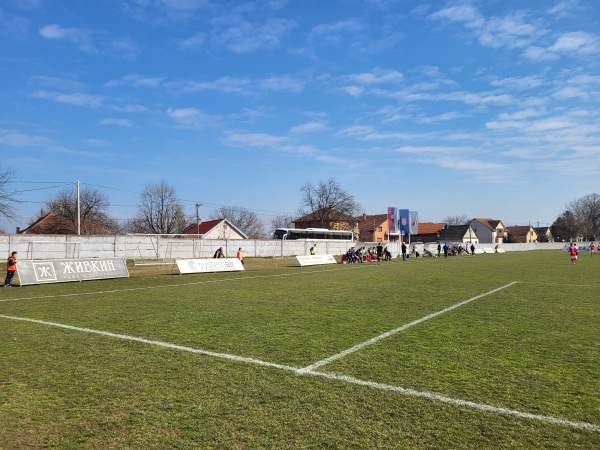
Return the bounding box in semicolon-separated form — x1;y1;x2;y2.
1;0;599;232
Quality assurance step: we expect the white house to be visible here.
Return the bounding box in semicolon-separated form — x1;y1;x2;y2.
469;218;506;244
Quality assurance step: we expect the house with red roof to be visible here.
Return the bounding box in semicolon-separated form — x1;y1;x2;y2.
181;218;248;239
506;225;537;243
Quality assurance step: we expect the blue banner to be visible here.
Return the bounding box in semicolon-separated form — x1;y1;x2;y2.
399;209;410;235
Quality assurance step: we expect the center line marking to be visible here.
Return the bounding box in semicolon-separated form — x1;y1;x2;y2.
300;281;517;372
1;311;598;433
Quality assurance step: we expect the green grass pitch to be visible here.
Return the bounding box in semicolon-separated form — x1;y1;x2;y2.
1;250;599;449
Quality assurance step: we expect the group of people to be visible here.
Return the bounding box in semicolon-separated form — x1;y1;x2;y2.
437;243;476;258
567;242;597;265
213;246;244;266
342;244;391;264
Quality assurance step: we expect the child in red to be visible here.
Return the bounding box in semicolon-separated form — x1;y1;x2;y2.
590;242;595;257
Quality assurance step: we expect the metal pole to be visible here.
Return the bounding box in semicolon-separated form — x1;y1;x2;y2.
76;180;81;235
196;202;201;235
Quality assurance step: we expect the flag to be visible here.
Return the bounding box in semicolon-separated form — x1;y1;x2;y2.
399;209;410;235
409;211;419;235
387;207;398;233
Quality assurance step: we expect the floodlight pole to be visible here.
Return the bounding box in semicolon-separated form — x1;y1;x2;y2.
76;179;81;236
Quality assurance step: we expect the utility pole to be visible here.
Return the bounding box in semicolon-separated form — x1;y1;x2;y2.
196;202;202;235
76;180;81;236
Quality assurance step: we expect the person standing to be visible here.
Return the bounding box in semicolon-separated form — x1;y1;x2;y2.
4;251;17;287
376;243;383;265
437;242;441;257
401;242;407;261
310;244;317;255
470;243;475;255
237;247;244;266
569;243;578;265
590;242;595;257
443;243;449;258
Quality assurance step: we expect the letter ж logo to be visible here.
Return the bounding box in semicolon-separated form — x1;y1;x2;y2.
32;262;58;282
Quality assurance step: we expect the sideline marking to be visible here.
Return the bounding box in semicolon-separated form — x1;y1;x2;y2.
0;313;298;372
0;263;378;304
1;312;599;433
301;282;517;372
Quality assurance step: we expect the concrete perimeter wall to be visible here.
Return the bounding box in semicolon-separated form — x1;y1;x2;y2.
0;234;569;261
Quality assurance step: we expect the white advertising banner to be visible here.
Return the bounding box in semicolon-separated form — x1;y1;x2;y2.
296;254;337;267
17;258;129;286
176;258;244;274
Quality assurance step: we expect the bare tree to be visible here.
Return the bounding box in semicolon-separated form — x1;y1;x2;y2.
135;180;186;234
566;193;600;240
551;210;579;242
298;178;361;228
45;186;117;234
209;206;266;239
0;166;20;220
441;214;470;226
270;214;295;230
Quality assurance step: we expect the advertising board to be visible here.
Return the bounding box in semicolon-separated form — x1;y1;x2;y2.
296;254;337;267
17;258;129;286
176;258;244;274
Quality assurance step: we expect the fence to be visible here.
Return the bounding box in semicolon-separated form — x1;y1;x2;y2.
0;234;569;262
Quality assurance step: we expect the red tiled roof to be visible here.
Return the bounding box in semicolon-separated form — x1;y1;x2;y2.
181;218;224;235
19;212;112;235
353;214;388;230
416;222;446;234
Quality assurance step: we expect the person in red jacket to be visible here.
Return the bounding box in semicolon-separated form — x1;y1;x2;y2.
4;251;17;287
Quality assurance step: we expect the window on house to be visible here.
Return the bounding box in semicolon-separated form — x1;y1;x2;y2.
376;226;382;231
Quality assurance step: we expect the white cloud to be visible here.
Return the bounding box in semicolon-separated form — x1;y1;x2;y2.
39;24;95;52
105;74;165;88
166;107;218;128
549;31;598;55
336;125;375;137
99;118;134;127
290;122;327;134
309;19;364;44
32;90;104;108
124;0;211;22
257;75;305;92
525;31;599;62
178;32;206;49
346;68;403;85
490;75;545;90
0;128;51;147
113;104;150;113
212;17;297;53
430;5;545;51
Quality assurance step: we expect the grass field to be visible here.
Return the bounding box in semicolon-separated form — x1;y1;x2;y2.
1;250;599;449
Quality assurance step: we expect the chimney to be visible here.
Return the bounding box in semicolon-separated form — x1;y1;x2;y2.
16;227;20;234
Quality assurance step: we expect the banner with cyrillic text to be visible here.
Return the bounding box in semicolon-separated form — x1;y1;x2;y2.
296;254;337;266
17;258;129;286
176;258;244;274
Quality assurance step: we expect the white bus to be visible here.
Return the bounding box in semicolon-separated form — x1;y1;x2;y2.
272;228;354;241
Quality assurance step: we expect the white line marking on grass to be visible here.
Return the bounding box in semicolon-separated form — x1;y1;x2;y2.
0;314;299;373
303;370;600;433
0;264;375;304
1;312;599;433
300;282;517;372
